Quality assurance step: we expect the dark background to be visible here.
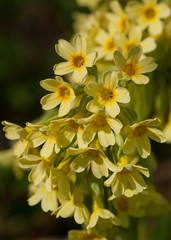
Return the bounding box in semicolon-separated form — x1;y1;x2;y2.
0;0;81;239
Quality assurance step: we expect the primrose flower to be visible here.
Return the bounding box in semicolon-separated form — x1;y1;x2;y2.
54;189;90;225
2;121;32;157
113;194;145;228
87;199;120;230
50;117;85;148
17;154;54;185
80;110;123;147
114;25;156;57
126;0;171;35
53;34;97;83
104;155;149;198
28;183;65;212
94;28;118;61
27;123;60;158
113;45;157;84
67;147;114;179
40;76;75;116
106;0;130;34
84;71;130;118
123;118;166;158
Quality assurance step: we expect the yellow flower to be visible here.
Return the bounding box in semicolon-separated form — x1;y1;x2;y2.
126;0;171;35
123;118;166;158
94;28;118;61
53;34;97;83
54;189;90;225
17;154;54;185
84;71;130;118
28;183;61;212
104;155;149;198
50;117;85;148
2;121;32;157
68;230;106;240
40;76;75;116
106;1;130;34
27;122;60;158
80;110;123;147
67;147;114;179
113;194;145;228
113;45;157;84
87;198;120;230
114;25;156;57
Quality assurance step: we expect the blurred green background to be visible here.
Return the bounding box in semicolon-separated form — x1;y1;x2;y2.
0;0;81;239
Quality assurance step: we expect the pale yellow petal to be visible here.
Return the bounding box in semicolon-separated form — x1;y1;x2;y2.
127;45;142;64
71;68;87;83
40;138;55;158
103;71;118;89
98;129;115;147
113;50;126;69
86;51;97;67
116;88;130;103
140;37;156;54
53;62;73;75
139;57;157;73
84;83;103;97
74;34;86;54
157;3;171;19
136;135;151;158
87;99;103;113
108;118;123;134
28;186;45;206
71;154;89;172
40;78;61;92
91;160;108;178
132;74;149;85
41;190;58;212
146;127;166;143
41;93;60;110
56;39;75;60
123;132;136;154
58;100;71;117
149;19;163;35
82;123;96;144
105;102;120;118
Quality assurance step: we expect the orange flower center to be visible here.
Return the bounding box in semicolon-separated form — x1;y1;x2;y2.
143;7;156;20
101;88;115;102
124;64;136;76
93;114;108;127
58;85;71;99
72;55;85;68
133;125;147;137
105;39;116;52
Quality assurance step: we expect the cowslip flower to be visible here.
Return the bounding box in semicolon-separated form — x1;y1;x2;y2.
28;183;65;212
126;0;171;35
53;34;97;83
2;121;32;157
123;118;166;158
94;27;118;61
114;25;156;57
104;155;149;198
67;147;114;179
50;117;85;148
27;123;60;158
106;0;130;34
113;194;145;228
40;76;75;116
79;110;123;147
54;188;90;225
113;45;157;84
87;198;120;230
84;71;130;118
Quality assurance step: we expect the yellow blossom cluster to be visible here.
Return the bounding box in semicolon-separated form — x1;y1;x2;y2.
2;0;171;239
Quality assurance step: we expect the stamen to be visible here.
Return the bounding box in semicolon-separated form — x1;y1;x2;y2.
124;64;136;76
72;55;85;68
101;89;114;102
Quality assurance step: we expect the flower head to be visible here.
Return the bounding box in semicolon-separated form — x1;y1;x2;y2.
80;110;123;147
40;77;75;116
104;155;149;197
113;45;157;84
123;118;166;158
85;71;130;118
126;0;171;35
53;34;97;83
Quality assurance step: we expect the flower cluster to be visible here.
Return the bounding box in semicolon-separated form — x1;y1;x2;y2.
2;0;171;239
